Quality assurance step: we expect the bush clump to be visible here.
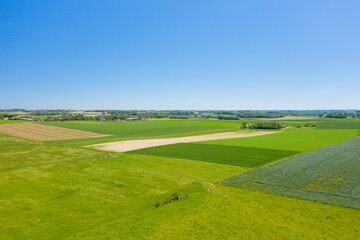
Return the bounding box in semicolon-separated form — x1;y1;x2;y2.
248;122;282;129
155;193;189;207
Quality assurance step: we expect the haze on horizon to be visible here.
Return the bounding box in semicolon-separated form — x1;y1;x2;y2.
1;1;359;110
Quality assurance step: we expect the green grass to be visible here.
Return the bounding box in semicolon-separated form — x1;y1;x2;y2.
265;118;360;129
0;135;101;170
157;118;360;129
223;136;360;209
0;120;27;124
151;120;243;128
197;128;359;152
1;134;360;239
40;121;235;146
129;143;299;167
316;119;360;129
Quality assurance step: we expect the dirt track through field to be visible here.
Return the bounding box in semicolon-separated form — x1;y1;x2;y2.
0;123;109;141
88;131;278;152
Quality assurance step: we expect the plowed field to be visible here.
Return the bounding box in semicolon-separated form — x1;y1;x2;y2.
0;123;109;141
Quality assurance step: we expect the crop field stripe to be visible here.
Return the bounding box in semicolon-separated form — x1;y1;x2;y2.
89;131;278;152
39;121;238;146
0;120;28;124
149;120;242;128
222;136;360;209
128;143;299;167
2;124;91;138
196;129;359;152
0;123;109;141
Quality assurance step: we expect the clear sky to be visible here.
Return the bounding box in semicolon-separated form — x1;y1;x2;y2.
1;0;359;110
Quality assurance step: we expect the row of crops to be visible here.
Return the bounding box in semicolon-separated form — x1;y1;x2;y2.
222;136;360;209
130;143;299;167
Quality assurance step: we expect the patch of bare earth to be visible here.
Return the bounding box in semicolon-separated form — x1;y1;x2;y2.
0;123;109;141
88;131;278;152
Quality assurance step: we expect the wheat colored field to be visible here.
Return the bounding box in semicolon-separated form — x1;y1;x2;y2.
88;131;278;152
0;123;108;141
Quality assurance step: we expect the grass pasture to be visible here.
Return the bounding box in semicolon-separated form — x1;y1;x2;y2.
129;143;299;167
156;118;360;130
316;119;360;129
260;118;360;129
1;118;360;239
1;133;360;239
197;128;359;152
0;134;102;170
151;120;243;128
0;120;27;124
223;136;360;209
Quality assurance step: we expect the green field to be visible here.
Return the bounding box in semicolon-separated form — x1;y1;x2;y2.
223;136;360;209
0;120;27;124
1;119;360;239
316;119;360;129
197;128;359;152
1;133;360;239
40;121;235;146
151;120;243;128
129;143;299;167
154;118;360;129
271;118;360;129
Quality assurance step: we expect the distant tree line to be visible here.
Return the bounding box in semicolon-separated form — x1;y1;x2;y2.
44;114;132;121
247;122;283;129
291;123;318;128
304;122;318;127
0;113;17;119
31;110;71;116
218;115;240;120
324;112;359;118
1;109;359;122
170;116;189;119
218;112;286;120
0;109;26;112
236;112;286;118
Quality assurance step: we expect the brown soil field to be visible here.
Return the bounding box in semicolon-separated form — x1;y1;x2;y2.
88;131;278;152
0;123;109;141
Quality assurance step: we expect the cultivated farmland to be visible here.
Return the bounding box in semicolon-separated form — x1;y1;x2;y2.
1;133;360;239
0;123;108;141
0;118;360;239
198;128;359;152
89;130;277;152
222;136;360;209
129;143;298;167
159;118;360;130
41;121;236;146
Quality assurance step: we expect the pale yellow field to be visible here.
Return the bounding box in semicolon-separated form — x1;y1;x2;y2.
0;123;109;141
88;131;278;152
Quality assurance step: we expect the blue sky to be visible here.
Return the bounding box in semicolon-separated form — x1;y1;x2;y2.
1;0;359;110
